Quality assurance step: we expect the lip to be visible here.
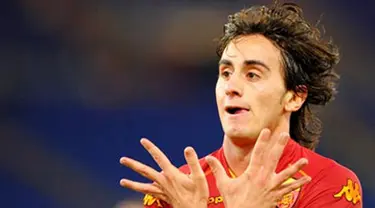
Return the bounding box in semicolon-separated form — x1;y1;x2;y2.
225;109;249;116
225;104;249;109
224;105;250;117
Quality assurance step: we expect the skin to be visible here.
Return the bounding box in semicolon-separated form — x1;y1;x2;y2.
216;34;306;176
119;34;311;208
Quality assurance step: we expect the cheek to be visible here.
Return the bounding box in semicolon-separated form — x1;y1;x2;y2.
250;84;284;112
215;84;223;109
215;82;224;101
215;82;228;119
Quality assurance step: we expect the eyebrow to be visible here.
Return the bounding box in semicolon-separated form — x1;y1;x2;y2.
218;59;270;71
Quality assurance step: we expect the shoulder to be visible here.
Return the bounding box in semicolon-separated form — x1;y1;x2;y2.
302;147;360;184
297;149;363;207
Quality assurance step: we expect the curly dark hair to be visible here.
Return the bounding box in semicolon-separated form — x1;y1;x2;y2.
216;1;340;150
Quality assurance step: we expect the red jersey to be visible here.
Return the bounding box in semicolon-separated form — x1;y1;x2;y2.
143;139;362;208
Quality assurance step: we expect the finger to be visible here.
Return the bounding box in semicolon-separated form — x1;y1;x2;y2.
121;180;170;203
120;157;162;184
254;166;268;187
264;132;289;177
120;178;164;195
153;194;170;204
184;147;208;191
140;138;173;171
246;128;271;173
277;176;311;196
184;147;204;177
206;156;228;187
272;158;309;188
152;181;162;189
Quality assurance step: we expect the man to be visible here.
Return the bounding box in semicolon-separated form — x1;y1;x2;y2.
119;2;362;208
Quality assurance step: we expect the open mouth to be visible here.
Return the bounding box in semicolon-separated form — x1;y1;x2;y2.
225;107;249;115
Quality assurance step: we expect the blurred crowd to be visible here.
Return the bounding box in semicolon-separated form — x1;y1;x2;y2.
0;0;374;207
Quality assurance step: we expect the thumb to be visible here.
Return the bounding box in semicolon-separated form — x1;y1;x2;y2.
206;156;228;186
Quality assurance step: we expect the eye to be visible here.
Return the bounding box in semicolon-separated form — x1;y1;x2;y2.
247;72;260;81
220;69;231;78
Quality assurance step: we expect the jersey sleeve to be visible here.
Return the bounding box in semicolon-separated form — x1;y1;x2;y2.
143;194;172;208
297;163;363;208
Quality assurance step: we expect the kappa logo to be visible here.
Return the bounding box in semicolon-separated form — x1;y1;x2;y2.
143;194;163;207
208;196;224;205
276;178;301;208
334;178;361;205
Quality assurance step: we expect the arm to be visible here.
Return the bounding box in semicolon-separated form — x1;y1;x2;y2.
297;163;362;208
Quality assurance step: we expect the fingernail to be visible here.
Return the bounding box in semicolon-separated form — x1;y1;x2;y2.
185;146;193;153
281;132;289;138
119;179;126;185
263;128;271;135
119;157;127;164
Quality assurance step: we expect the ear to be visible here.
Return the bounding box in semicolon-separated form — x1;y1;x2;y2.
283;86;307;112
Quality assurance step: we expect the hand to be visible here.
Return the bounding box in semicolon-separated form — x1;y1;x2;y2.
206;129;311;208
119;138;209;208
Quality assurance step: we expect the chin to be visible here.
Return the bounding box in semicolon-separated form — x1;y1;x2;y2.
225;133;257;147
225;128;253;140
224;125;260;141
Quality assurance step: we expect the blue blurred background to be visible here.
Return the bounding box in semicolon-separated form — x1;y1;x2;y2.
0;0;374;207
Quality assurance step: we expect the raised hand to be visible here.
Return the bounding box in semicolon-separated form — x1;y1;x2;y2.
120;138;209;208
206;129;311;208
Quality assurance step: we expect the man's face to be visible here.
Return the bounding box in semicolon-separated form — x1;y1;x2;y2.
216;34;289;143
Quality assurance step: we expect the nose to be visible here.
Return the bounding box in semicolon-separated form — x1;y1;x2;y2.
224;75;243;97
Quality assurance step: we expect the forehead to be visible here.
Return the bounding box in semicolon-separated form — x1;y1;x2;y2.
221;35;282;69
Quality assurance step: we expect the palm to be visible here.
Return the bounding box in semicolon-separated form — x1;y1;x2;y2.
206;129;311;208
120;139;209;208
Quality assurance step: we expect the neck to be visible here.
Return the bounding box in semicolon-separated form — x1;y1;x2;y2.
222;118;290;177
